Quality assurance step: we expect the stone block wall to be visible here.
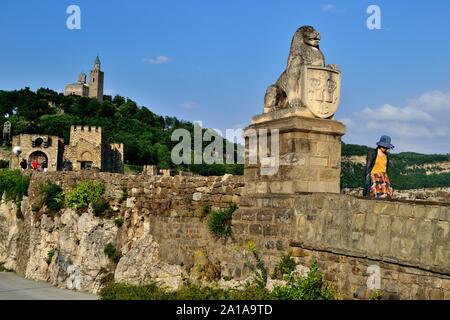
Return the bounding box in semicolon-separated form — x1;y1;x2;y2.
2;171;449;299
244;116;345;195
65;126;124;172
233;193;450;299
291;247;450;300
64;83;89;98
69;125;102;146
28;172;243;216
344;187;450;204
0;149;10;161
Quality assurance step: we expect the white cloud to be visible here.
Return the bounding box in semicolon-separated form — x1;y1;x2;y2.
366;121;448;139
322;4;337;12
143;55;171;65
361;104;433;122
344;90;450;154
410;90;450;111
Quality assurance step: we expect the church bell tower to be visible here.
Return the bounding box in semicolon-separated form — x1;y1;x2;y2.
89;55;104;102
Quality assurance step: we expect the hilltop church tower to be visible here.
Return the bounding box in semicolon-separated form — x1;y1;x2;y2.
88;56;104;102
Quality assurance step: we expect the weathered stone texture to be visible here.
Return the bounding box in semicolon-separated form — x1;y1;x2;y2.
344;187;450;204
244;116;345;194
0;172;449;299
231;192;449;299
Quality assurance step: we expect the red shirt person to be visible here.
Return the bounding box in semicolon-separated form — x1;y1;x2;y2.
32;160;39;171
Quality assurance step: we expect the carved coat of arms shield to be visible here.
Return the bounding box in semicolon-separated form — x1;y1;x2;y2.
301;66;341;119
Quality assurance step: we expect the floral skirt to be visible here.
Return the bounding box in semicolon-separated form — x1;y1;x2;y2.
369;173;394;199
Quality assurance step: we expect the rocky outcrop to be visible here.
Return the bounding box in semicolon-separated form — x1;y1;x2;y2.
114;234;184;289
0;200;21;271
0;199;186;293
0;172;244;294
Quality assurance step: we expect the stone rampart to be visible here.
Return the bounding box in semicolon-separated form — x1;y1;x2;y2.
0;172;448;299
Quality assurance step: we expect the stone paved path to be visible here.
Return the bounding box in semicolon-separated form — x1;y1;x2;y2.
0;272;97;300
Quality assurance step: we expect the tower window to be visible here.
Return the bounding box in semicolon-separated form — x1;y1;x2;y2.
93;78;95;82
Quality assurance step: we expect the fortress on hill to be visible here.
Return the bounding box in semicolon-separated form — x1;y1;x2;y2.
9;56;123;173
11;125;124;173
64;56;104;102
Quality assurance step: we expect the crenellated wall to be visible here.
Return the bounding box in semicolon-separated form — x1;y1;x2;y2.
0;172;449;299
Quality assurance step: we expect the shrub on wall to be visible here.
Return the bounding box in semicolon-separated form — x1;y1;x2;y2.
104;243;121;264
92;198;111;217
201;203;212;219
64;180;105;211
271;261;336;300
40;182;64;212
98;261;337;300
0;262;13;272
369;290;383;300
99;282;271;300
272;254;297;279
114;218;124;227
100;282;163;300
243;242;268;289
46;249;55;264
0;160;9;169
0;170;30;203
207;203;237;238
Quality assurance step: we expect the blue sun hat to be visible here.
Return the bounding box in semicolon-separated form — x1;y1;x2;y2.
376;135;394;149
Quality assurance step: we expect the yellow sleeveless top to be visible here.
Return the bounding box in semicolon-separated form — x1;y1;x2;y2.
371;149;387;174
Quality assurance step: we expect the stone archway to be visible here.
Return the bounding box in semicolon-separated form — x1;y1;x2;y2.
79;151;93;170
28;151;48;170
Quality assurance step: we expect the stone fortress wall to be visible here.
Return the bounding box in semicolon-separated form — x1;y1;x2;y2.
8;125;123;173
64;125;124;172
1;171;448;299
10;134;64;171
65;125;103;170
69;125;103;146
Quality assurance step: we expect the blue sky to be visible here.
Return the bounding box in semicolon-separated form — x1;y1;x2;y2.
1;0;450;154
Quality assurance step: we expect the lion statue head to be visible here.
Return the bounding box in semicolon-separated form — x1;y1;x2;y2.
287;25;325;68
298;25;321;47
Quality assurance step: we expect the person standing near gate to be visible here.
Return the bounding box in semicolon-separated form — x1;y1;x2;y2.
32;159;39;171
19;158;27;171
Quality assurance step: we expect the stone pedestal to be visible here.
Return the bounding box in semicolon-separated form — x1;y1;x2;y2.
243;112;346;195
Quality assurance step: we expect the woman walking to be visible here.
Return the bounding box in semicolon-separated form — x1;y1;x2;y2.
363;135;394;199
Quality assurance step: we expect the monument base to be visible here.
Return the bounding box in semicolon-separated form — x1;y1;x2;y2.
243;114;346;195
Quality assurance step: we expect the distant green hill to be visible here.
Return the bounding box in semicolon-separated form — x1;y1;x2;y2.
341;143;450;190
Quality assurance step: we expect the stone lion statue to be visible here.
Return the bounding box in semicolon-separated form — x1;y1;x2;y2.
264;25;339;113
